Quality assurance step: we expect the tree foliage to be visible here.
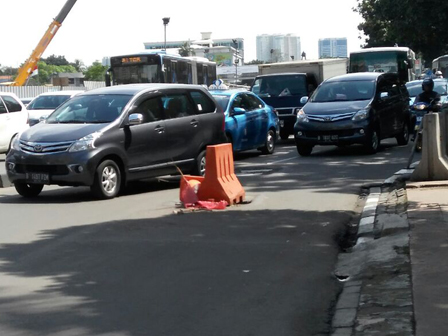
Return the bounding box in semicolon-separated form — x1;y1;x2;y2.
35;61;77;84
178;42;195;57
84;61;107;81
354;0;448;65
245;59;265;65
41;54;70;66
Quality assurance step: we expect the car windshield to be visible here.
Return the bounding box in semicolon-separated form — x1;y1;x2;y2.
27;95;71;110
212;95;230;112
46;94;132;124
253;75;308;98
311;80;375;102
406;81;448;97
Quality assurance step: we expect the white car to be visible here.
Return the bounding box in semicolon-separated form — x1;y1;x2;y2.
27;90;84;126
0;92;28;154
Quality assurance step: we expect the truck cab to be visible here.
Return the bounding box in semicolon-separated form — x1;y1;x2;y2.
250;73;317;140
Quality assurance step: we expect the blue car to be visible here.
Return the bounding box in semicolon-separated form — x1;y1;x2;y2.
210;89;279;154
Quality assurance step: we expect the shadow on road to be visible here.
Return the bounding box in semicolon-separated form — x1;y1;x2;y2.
0;208;355;336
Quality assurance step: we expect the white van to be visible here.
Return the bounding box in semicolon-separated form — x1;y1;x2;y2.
0;92;28;154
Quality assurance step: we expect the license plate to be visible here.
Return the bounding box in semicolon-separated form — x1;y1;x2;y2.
318;135;338;142
280;120;285;127
26;173;50;184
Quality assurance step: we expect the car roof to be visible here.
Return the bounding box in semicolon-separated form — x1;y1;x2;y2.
406;78;448;86
37;90;84;97
80;84;208;96
209;89;248;97
326;72;386;82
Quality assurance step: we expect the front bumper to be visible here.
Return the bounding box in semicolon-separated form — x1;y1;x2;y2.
6;148;102;187
294;119;370;146
278;115;297;135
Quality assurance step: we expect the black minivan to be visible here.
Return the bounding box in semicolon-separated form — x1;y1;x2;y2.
294;73;410;156
6;84;225;199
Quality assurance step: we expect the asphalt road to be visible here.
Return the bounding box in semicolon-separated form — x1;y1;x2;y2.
0;140;415;336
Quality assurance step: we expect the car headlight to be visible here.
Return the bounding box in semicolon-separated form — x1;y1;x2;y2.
69;132;101;152
296;109;309;122
352;109;369;121
11;133;21;151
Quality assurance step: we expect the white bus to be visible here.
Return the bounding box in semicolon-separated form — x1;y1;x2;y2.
432;55;448;78
349;47;416;82
106;51;217;86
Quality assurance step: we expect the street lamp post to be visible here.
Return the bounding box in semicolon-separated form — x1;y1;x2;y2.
162;17;170;51
232;39;239;84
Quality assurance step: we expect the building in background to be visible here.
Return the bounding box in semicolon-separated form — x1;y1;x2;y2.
256;34;301;63
318;38;348;58
143;33;244;66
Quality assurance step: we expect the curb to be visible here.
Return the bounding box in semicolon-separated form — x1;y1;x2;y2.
0;173;12;188
331;167;415;336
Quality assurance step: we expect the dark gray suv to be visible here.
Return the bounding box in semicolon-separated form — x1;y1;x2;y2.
6;84;225;199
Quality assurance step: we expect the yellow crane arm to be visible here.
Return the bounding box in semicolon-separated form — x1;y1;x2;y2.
13;0;77;86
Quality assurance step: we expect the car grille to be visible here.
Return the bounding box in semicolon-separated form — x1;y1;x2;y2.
307;112;355;122
20;140;74;154
15;164;69;175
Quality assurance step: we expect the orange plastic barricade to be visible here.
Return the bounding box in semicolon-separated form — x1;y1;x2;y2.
197;143;245;205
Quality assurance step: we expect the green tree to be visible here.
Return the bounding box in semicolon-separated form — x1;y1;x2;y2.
41;54;70;66
84;61;107;81
245;59;265;65
178;42;195;57
35;61;77;85
354;0;448;65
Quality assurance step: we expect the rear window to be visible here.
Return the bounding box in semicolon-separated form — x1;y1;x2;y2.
211;95;230;112
27;95;71;110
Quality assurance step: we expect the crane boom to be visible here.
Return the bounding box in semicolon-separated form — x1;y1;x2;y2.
12;0;77;86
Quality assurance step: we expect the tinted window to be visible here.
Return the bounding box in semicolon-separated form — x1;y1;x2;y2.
28;95;71;110
162;94;196;118
0;99;7;114
190;91;215;113
245;94;264;109
135;97;164;123
311;80;375;102
1;95;22;112
212;95;230;112
46;94;132;124
253;75;308;98
232;94;253;111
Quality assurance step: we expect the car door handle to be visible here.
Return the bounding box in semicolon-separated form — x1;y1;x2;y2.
190;120;199;127
155;125;165;133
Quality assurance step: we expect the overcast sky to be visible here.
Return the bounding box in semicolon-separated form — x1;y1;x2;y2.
2;0;365;67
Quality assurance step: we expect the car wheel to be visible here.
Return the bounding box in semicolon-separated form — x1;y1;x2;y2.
296;144;313;156
396;122;410;146
15;182;43;198
364;129;380;154
191;150;206;176
91;160;121;199
261;129;276;154
280;131;289;140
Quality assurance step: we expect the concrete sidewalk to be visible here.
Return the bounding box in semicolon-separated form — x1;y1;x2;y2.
407;183;448;336
0;154;11;188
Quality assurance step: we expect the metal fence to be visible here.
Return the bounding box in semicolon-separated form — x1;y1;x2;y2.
0;81;106;98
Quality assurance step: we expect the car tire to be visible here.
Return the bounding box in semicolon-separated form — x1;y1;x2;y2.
396;122;410;146
191;150;206;176
280;131;289;140
296;144;313;156
91;160;121;200
260;129;276;155
15;182;44;198
364;129;380;154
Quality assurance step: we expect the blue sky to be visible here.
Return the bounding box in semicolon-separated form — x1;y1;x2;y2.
2;0;364;67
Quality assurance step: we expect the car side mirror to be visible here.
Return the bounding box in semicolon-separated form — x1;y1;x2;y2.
300;96;309;105
232;107;246;115
380;92;389;99
128;113;143;126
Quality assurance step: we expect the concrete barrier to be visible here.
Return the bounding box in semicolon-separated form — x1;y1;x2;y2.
411;111;448;181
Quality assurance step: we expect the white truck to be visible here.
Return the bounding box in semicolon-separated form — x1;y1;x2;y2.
252;59;347;139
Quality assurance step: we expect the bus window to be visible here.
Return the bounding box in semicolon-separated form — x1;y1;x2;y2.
163;58;172;83
197;64;204;85
187;63;193;84
177;60;188;84
171;61;178;83
209;65;217;84
203;66;209;86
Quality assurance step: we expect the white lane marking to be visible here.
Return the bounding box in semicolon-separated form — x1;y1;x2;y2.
267;157;297;165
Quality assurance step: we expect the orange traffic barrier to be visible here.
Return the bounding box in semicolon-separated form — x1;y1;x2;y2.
197;143;245;205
